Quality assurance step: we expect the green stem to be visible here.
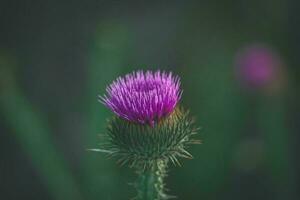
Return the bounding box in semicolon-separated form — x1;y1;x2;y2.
135;160;169;200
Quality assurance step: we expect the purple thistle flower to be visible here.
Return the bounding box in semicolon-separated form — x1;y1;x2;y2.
99;70;182;126
235;44;281;89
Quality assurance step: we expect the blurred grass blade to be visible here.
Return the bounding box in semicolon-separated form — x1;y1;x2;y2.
82;22;132;200
0;90;83;200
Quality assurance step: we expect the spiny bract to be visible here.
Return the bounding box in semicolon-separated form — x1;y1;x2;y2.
101;108;200;169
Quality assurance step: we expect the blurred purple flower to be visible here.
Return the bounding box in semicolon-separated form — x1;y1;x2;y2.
235;44;281;89
99;70;181;126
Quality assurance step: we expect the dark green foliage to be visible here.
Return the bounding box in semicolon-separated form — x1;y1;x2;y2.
102;107;200;169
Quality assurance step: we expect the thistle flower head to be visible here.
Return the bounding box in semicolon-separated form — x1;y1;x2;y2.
97;70;200;170
100;70;181;125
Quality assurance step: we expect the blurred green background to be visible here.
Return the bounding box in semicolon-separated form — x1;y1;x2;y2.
0;1;299;200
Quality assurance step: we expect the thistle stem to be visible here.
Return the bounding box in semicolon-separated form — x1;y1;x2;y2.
135;160;168;200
